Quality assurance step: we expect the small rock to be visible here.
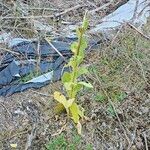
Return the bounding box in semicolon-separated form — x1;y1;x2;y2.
101;122;106;127
91;113;97;120
140;107;149;114
135;137;144;149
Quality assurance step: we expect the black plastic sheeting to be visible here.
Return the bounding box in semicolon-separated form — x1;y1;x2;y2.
0;38;99;96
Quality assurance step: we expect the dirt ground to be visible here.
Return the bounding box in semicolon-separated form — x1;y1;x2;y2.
0;0;150;150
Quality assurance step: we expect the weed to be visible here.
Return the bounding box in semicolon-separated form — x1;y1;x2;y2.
86;144;93;150
20;67;53;83
53;13;93;134
20;71;41;83
94;92;106;103
46;134;68;150
46;133;92;150
89;27;150;120
107;104;115;117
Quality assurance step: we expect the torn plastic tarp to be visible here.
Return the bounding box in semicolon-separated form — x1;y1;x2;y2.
0;37;99;96
90;0;150;33
0;38;72;96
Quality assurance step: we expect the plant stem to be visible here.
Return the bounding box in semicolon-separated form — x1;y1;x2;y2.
70;29;84;99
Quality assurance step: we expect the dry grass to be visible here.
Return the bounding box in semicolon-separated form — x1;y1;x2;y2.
0;0;128;38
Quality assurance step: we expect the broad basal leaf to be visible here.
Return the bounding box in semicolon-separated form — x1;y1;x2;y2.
54;103;65;114
70;103;80;123
54;91;74;114
78;106;84;118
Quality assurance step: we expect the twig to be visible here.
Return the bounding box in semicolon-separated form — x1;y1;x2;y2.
126;22;150;41
9;130;29;139
1;4;85;19
54;4;85;18
25;124;37;150
91;70;131;146
106;95;131;146
143;132;148;150
27;7;58;11
51;124;66;137
31;90;53;97
89;1;113;14
0;102;12;117
127;128;137;150
0;48;20;55
111;24;124;45
45;37;67;62
86;1;97;8
1;26;36;31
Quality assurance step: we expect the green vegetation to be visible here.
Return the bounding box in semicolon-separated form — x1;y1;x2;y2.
20;71;41;83
88;27;150;116
53;13;93;134
46;133;93;150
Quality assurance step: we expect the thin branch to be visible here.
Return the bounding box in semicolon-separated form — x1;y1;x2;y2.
143;132;148;150
45;37;67;62
1;4;86;19
126;22;150;41
25;124;37;150
89;1;113;14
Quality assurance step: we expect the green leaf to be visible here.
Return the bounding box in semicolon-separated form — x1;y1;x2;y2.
107;104;115;117
74;84;82;92
79;37;88;58
70;103;80;123
82;17;88;30
78;106;84;118
78;81;93;88
81;37;88;49
67;58;76;69
71;42;78;54
95;93;106;102
76;55;83;65
64;82;73;91
62;72;72;83
76;28;82;38
54;91;74;114
77;66;88;77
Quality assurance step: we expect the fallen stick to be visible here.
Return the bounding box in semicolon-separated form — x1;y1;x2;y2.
1;4;86;19
126;22;150;41
143;132;148;150
25;124;37;150
89;1;113;14
45;37;68;63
